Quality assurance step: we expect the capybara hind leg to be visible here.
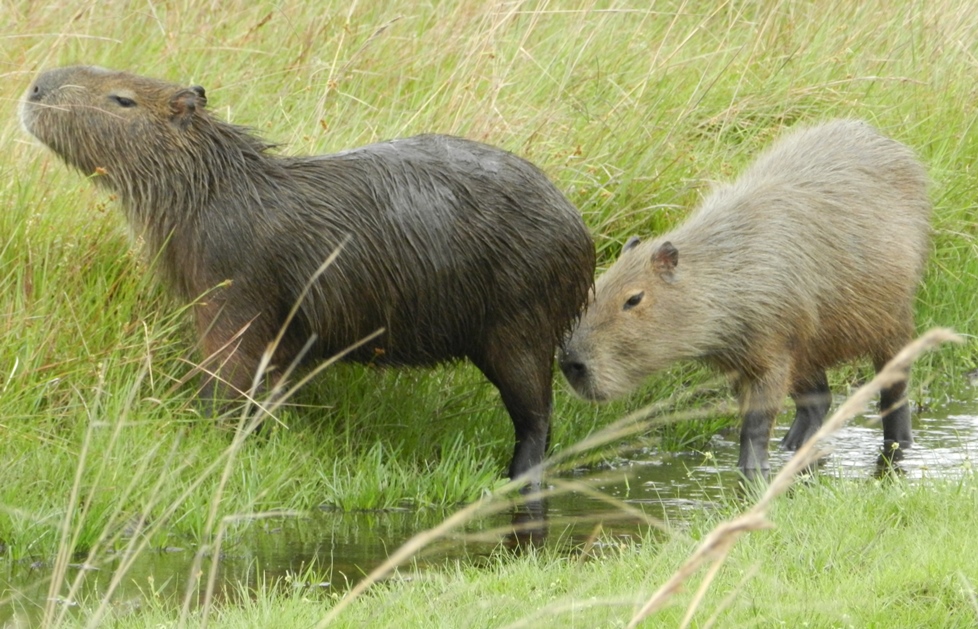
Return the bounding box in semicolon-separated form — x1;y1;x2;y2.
472;345;553;490
874;354;913;462
500;371;552;486
781;369;831;451
736;364;791;481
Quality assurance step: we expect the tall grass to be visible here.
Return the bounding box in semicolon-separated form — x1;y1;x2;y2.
2;0;978;625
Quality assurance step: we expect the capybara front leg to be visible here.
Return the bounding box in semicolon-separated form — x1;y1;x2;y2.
198;339;265;416
781;369;831;451
736;365;790;481
195;302;268;416
739;408;775;482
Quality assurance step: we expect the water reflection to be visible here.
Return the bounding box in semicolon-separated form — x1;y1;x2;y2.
2;395;975;622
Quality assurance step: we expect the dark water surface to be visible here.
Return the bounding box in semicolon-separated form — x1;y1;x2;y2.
2;394;976;623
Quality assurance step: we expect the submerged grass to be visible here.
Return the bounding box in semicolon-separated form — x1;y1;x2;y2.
2;0;978;626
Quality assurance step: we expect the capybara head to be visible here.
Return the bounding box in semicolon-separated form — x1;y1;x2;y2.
20;65;274;291
20;66;214;187
560;235;699;401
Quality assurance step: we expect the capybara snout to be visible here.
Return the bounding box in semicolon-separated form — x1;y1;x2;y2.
557;347;589;394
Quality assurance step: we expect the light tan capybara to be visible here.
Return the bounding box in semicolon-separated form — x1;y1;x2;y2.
21;65;596;488
560;119;931;480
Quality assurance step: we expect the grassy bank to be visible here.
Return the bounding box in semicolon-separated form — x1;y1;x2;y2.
32;471;978;628
2;0;978;625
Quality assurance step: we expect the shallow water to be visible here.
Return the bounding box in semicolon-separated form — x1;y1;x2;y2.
2;393;975;622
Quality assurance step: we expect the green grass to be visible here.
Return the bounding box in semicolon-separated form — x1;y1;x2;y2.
2;0;978;625
26;473;978;628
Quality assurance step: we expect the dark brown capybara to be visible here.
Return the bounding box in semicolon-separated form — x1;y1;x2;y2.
21;65;596;488
559;119;931;480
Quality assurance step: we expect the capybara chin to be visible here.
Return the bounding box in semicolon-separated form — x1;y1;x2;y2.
21;65;596;488
559;119;931;480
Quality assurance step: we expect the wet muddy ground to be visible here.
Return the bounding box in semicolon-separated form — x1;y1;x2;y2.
2;393;975;622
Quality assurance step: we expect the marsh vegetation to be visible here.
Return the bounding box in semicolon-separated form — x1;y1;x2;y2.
2;0;977;626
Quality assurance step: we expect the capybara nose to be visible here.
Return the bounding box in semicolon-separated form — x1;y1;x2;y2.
26;80;51;103
558;350;588;385
25;67;72;103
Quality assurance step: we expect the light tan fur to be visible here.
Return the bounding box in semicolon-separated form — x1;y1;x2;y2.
561;119;931;477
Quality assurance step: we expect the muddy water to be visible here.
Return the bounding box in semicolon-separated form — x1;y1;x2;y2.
2;395;976;622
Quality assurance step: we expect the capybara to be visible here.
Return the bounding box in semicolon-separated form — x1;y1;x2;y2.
21;65;596;487
559;119;931;480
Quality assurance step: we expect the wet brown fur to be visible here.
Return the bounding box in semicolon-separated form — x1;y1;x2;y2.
22;65;596;486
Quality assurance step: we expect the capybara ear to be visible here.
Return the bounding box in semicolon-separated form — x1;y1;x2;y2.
190;85;207;103
169;87;205;129
652;241;679;284
623;235;641;252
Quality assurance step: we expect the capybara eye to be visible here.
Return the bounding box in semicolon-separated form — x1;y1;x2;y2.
111;95;136;108
623;292;644;310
